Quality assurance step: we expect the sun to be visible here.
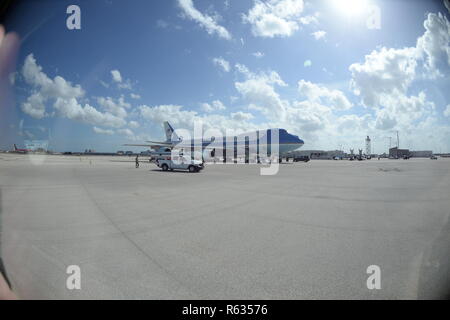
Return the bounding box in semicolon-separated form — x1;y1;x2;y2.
331;0;369;17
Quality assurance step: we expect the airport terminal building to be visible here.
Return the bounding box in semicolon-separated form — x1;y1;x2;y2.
290;150;346;159
389;147;433;158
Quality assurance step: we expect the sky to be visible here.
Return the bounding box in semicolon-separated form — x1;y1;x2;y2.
1;0;450;153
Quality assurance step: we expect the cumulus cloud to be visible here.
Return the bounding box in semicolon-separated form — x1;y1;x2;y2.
129;120;140;128
348;12;450;136
53;97;126;128
110;69;133;90
178;0;231;40
243;0;305;38
140;104;197;128
231;111;254;121
97;95;130;119
311;30;326;40
111;69;122;83
22;54;84;112
93;127;114;135
201;100;226;112
21;92;46;119
235;66;289;120
139;104;258;138
416;12;450;77
21;54;127;128
118;128;134;137
298;80;352;110
349;47;417;108
212;57;230;72
21;53;83;118
130;93;141;99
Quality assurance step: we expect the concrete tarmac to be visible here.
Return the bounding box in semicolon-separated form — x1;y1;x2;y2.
0;154;449;299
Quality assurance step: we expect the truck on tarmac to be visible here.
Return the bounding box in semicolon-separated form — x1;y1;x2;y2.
155;155;204;173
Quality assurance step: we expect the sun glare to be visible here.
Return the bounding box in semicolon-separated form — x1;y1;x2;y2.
332;0;369;17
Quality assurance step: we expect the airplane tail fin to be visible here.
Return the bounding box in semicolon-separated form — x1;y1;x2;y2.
163;121;180;142
14;144;17;151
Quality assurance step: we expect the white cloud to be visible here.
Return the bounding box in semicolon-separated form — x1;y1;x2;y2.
311;30;326;40
53;98;126;128
129;121;140;128
110;69;133;90
416;12;450;77
177;0;231;40
235;67;290;121
243;0;305;38
300;14;318;25
298;80;353;110
118;128;134;137
21;53;83;119
336;114;372;134
252;51;265;58
130;93;141;99
21;54;127;128
444;104;450;117
235;63;251;76
22;54;84;101
201;100;226;112
348;13;449;137
231;111;254;120
97;95;130;119
21;92;46;119
212;57;230;72
111;69;122;83
303;59;312;67
349;47;417;108
140;104;197;128
93;127;114;135
139;104;257;138
374;91;435;130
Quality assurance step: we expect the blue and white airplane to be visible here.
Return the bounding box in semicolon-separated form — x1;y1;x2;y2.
125;121;304;161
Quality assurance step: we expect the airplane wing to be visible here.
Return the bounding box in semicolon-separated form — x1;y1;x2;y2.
123;142;173;148
146;140;176;146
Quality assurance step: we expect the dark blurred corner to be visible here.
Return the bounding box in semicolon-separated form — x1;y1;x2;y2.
0;189;12;288
0;0;20;151
0;0;18;23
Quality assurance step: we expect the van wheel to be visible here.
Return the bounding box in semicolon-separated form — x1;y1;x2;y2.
162;164;169;171
188;165;196;173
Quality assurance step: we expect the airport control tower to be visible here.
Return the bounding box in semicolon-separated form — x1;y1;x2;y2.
365;136;371;156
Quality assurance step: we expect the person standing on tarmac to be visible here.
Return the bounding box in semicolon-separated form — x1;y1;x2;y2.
135;155;139;168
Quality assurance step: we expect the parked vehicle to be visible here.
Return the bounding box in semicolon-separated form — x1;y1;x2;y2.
293;155;310;162
156;155;204;172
